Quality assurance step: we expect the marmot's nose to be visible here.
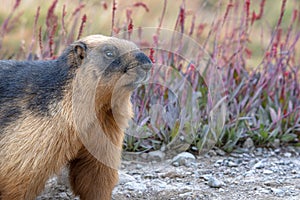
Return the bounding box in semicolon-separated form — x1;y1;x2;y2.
134;52;152;71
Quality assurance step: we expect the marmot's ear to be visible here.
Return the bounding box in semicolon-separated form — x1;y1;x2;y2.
74;41;87;61
74;42;87;60
69;41;87;67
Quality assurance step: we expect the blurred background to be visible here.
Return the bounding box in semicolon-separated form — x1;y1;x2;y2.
0;0;298;65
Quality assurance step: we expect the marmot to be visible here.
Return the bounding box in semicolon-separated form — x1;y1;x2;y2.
0;35;152;200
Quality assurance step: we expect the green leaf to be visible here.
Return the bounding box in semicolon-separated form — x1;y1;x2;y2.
281;133;297;142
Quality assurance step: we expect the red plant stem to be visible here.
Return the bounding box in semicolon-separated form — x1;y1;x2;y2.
292;9;298;23
46;0;58;28
132;2;150;12
276;28;282;44
102;1;108;10
257;0;266;19
13;0;21;10
126;9;133;39
66;3;85;45
0;0;22;48
244;0;250;30
46;0;59;58
49;23;57;58
285;6;299;50
38;26;43;57
173;0;185;33
261;0;287;63
28;6;40;58
77;14;87;40
127;19;133;39
179;4;185;33
277;0;287;27
61;4;67;43
71;4;85;17
223;0;233;25
152;0;167;56
289;31;300;53
111;0;117;36
149;48;155;63
189;14;196;36
171;0;185;58
157;0;167;35
34;7;40;31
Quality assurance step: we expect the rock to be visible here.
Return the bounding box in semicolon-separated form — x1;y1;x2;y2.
124;182;147;191
272;139;281;148
214;159;223;167
160;171;185;179
227;161;239;167
274;148;281;154
264;181;279;187
179;191;193;197
291;169;297;174
143;173;158;179
215;148;226;156
230;153;243;158
207;149;217;157
150;179;167;190
243;138;254;149
271;188;285;196
244;170;255;176
255;148;263;156
118;172;136;185
243;177;256;183
263;169;273;174
259;188;271;194
135;164;143;169
58;192;68;199
140;153;148;159
284;152;292;158
148;150;165;161
207;176;224;188
201;174;213;181
172;152;196;167
252;159;266;169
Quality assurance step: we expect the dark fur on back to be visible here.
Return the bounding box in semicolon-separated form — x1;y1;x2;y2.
0;46;81;131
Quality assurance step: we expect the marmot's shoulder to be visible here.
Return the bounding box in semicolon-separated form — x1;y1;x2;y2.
0;59;72;116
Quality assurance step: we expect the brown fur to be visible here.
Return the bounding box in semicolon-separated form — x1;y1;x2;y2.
0;35;152;200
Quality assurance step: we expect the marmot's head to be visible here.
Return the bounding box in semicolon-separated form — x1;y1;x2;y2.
65;35;152;92
65;35;152;117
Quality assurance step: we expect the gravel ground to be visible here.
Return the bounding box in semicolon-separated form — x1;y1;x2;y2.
37;145;300;200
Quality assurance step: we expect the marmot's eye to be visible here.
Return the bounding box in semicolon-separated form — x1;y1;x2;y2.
105;50;115;58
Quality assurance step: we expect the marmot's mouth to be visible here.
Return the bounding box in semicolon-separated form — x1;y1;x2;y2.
134;71;151;87
123;63;152;89
109;51;152;89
